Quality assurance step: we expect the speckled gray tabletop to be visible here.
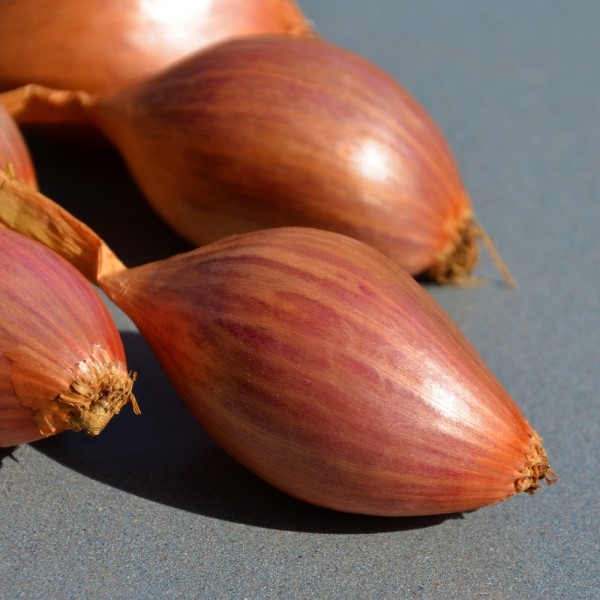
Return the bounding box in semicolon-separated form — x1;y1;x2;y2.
1;1;599;598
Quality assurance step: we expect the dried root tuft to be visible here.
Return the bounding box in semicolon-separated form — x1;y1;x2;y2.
515;431;558;495
34;344;139;437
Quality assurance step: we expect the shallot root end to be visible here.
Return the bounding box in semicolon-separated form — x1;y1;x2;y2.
426;213;480;285
515;432;557;495
471;217;517;289
427;213;517;288
34;346;139;437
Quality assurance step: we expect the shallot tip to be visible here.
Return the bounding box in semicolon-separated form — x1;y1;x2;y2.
34;346;139;437
515;432;557;495
427;214;517;288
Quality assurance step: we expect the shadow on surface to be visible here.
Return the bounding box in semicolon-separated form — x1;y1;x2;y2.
34;331;462;534
0;447;17;468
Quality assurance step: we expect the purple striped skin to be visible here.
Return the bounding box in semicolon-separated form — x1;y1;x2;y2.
0;228;128;446
93;35;472;278
103;228;536;516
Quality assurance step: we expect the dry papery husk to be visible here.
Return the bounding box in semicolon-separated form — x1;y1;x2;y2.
0;172;553;515
0;42;516;289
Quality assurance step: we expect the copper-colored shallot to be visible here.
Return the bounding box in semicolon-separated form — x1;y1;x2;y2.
0;35;514;284
0;0;312;93
0;173;552;514
0;224;138;447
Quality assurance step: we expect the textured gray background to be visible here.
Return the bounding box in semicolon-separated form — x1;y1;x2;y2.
1;1;599;598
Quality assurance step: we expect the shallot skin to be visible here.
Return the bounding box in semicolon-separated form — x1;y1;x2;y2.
93;35;474;281
0;104;36;187
102;228;550;516
0;227;136;447
0;0;311;94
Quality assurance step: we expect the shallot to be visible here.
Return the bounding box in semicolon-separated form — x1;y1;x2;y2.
0;224;138;447
0;173;552;514
0;36;514;284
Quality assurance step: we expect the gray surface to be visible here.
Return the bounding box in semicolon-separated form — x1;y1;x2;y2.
1;1;599;598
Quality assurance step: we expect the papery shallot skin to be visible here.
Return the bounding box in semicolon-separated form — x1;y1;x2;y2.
0;228;135;447
0;104;36;187
102;228;549;516
0;0;311;94
93;35;475;280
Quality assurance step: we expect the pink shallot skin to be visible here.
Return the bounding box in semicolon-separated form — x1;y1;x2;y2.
0;104;36;187
0;228;130;447
102;227;542;516
92;35;472;279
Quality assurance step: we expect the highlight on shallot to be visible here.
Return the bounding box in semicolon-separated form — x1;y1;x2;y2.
0;173;554;515
0;104;36;187
0;224;138;448
0;35;514;285
0;0;312;94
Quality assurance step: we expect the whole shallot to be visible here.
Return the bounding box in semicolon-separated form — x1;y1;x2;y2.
1;35;514;284
0;173;553;515
0;224;138;447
